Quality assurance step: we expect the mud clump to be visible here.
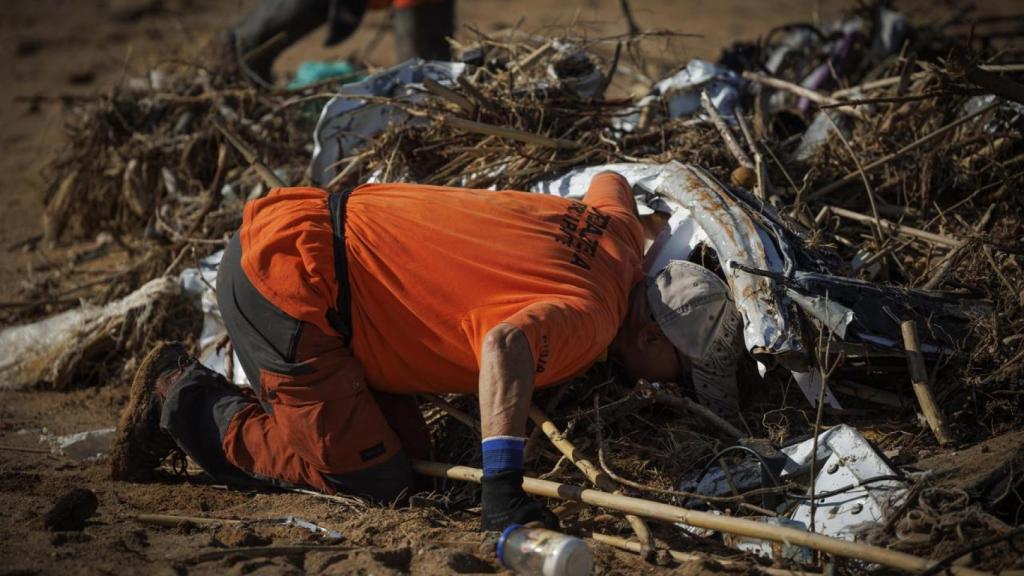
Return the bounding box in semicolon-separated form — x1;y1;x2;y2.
43;488;98;531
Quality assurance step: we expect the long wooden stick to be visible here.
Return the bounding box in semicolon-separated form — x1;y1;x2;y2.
635;384;744;439
444;117;583;150
830;64;1024;98
421;394;480;432
734;105;770;200
900;321;953;446
807;102;999;200
188;545;360;564
741;71;866;121
211;117;286;189
700;91;753;169
411;460;985;575
528;405;657;559
135;513;240;527
591;532;819;576
825;206;961;248
423;78;478;116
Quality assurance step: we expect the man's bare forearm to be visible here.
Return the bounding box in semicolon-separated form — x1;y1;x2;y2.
477;323;535;438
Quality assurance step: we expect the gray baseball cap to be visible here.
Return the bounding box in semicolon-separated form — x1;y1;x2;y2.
646;260;743;416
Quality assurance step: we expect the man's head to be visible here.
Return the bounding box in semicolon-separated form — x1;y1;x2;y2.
612;282;685;384
612;261;743;410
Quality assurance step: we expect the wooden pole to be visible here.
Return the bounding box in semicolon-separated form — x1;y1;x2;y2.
444;117;583;150
900;321;953;446
135;513;239;527
740;71;866;121
421;394;480;432
699;91;754;170
528;405;657;559
411;460;986;575
826;206;961;248
423;78;478;116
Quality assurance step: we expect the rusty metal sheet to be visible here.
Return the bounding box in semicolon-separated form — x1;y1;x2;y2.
654;163;807;367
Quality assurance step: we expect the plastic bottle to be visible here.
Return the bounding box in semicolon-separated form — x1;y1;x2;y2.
497;525;594;576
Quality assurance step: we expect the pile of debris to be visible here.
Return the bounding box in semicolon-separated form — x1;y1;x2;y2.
3;2;1023;573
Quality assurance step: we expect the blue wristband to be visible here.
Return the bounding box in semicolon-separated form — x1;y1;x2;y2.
482;436;525;476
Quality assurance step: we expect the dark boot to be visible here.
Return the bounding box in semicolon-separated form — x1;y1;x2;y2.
392;0;454;62
110;342;195;482
230;0;368;84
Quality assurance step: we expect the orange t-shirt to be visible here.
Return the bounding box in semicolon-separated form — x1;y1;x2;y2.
240;173;644;394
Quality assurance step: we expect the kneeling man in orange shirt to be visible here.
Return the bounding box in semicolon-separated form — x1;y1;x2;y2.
111;171;741;531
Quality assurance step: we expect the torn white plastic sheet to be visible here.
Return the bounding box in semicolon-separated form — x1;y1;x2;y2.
788;425;906;540
41;428;117;461
611;60;744;131
310;59;466;187
179;250;249;387
532;162;674;215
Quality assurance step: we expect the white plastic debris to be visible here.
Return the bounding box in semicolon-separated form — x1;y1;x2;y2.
723;517;814;563
677;426;903;543
41;428;117;461
793;111;851;162
179;250;249;387
547;48;605;99
791;370;842;410
788;425;906;540
310;59;466;186
532;162;671;214
653;59;742;119
276;516;343;540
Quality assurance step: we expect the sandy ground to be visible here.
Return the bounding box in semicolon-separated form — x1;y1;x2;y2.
1;0;1022;574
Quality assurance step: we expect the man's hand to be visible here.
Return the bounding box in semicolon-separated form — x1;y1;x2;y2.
481;471;559;531
476;323;558;531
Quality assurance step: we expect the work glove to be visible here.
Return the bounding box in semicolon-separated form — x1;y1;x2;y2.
480;470;559;531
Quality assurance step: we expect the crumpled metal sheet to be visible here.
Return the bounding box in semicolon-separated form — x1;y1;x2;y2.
309;59;466;187
655;163;807;366
790;271;987;355
785;288;854;339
